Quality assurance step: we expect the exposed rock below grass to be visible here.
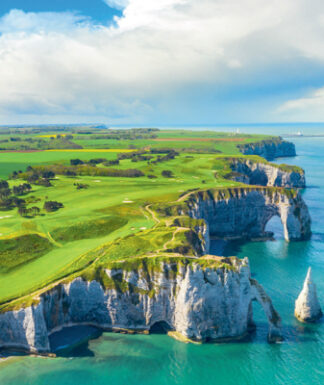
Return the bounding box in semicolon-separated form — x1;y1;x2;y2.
227;158;305;188
237;138;296;161
172;188;311;242
0;256;282;353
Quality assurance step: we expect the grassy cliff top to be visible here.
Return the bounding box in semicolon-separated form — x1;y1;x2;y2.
0;129;299;308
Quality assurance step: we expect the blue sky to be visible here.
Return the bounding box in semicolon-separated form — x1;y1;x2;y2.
0;0;324;126
0;1;121;23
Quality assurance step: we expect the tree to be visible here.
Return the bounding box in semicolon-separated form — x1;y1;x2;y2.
161;170;174;178
70;159;84;166
12;197;26;207
42;170;55;179
0;180;9;189
31;206;40;216
18;206;27;217
36;178;52;187
44;201;64;212
0;188;12;200
27;174;39;183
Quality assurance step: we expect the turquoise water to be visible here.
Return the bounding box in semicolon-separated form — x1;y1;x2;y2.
1;136;324;384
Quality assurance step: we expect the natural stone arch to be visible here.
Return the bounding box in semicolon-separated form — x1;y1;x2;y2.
249;279;282;343
263;214;285;239
181;188;311;243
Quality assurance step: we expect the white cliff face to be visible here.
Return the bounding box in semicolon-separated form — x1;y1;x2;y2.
0;257;282;354
229;159;305;188
295;268;322;323
178;188;311;243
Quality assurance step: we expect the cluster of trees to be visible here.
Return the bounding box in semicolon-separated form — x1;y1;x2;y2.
13;183;32;195
116;149;178;165
18;206;40;217
70;158;106;166
11;168;55;187
150;150;178;164
0;180;42;216
79;128;159;141
103;159;119;166
44;201;64;212
0;135;82;151
117;151;143;160
18;164;145;179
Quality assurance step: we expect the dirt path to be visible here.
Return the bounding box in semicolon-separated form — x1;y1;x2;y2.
144;204;160;224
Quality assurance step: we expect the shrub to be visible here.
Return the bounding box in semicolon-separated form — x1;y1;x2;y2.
74;183;89;190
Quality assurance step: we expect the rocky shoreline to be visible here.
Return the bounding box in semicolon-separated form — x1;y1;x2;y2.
0;257;282;354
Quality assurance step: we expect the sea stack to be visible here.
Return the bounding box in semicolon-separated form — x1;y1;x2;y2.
295;268;322;323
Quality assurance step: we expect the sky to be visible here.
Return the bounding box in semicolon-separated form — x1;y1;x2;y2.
0;0;324;126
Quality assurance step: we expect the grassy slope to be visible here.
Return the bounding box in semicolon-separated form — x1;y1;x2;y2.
0;129;297;308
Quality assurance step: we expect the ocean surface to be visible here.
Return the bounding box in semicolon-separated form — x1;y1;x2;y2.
1;134;324;385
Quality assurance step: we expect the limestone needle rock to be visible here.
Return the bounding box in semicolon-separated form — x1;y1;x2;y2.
295;268;322;323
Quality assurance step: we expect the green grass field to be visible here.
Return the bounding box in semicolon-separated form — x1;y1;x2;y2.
0;128;295;310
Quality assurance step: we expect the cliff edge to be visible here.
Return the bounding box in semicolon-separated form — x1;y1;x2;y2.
237;138;296;161
0;256;282;353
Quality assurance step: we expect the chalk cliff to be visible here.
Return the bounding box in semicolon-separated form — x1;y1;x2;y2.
295;268;322;322
0;256;282;353
237;138;296;161
227;158;305;188
168;188;311;242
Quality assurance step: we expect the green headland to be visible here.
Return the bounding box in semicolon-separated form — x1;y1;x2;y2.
0;127;300;311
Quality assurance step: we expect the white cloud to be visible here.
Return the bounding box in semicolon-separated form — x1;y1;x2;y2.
0;9;87;34
0;0;324;123
103;0;130;10
278;87;324;121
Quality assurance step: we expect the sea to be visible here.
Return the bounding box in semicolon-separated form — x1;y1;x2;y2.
1;124;324;385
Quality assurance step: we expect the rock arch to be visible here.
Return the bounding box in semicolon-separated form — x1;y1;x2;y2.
182;188;311;243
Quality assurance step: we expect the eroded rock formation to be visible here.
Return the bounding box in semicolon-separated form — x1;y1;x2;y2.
295;268;322;322
237;138;296;161
175;188;311;242
227;158;305;188
0;256;282;354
